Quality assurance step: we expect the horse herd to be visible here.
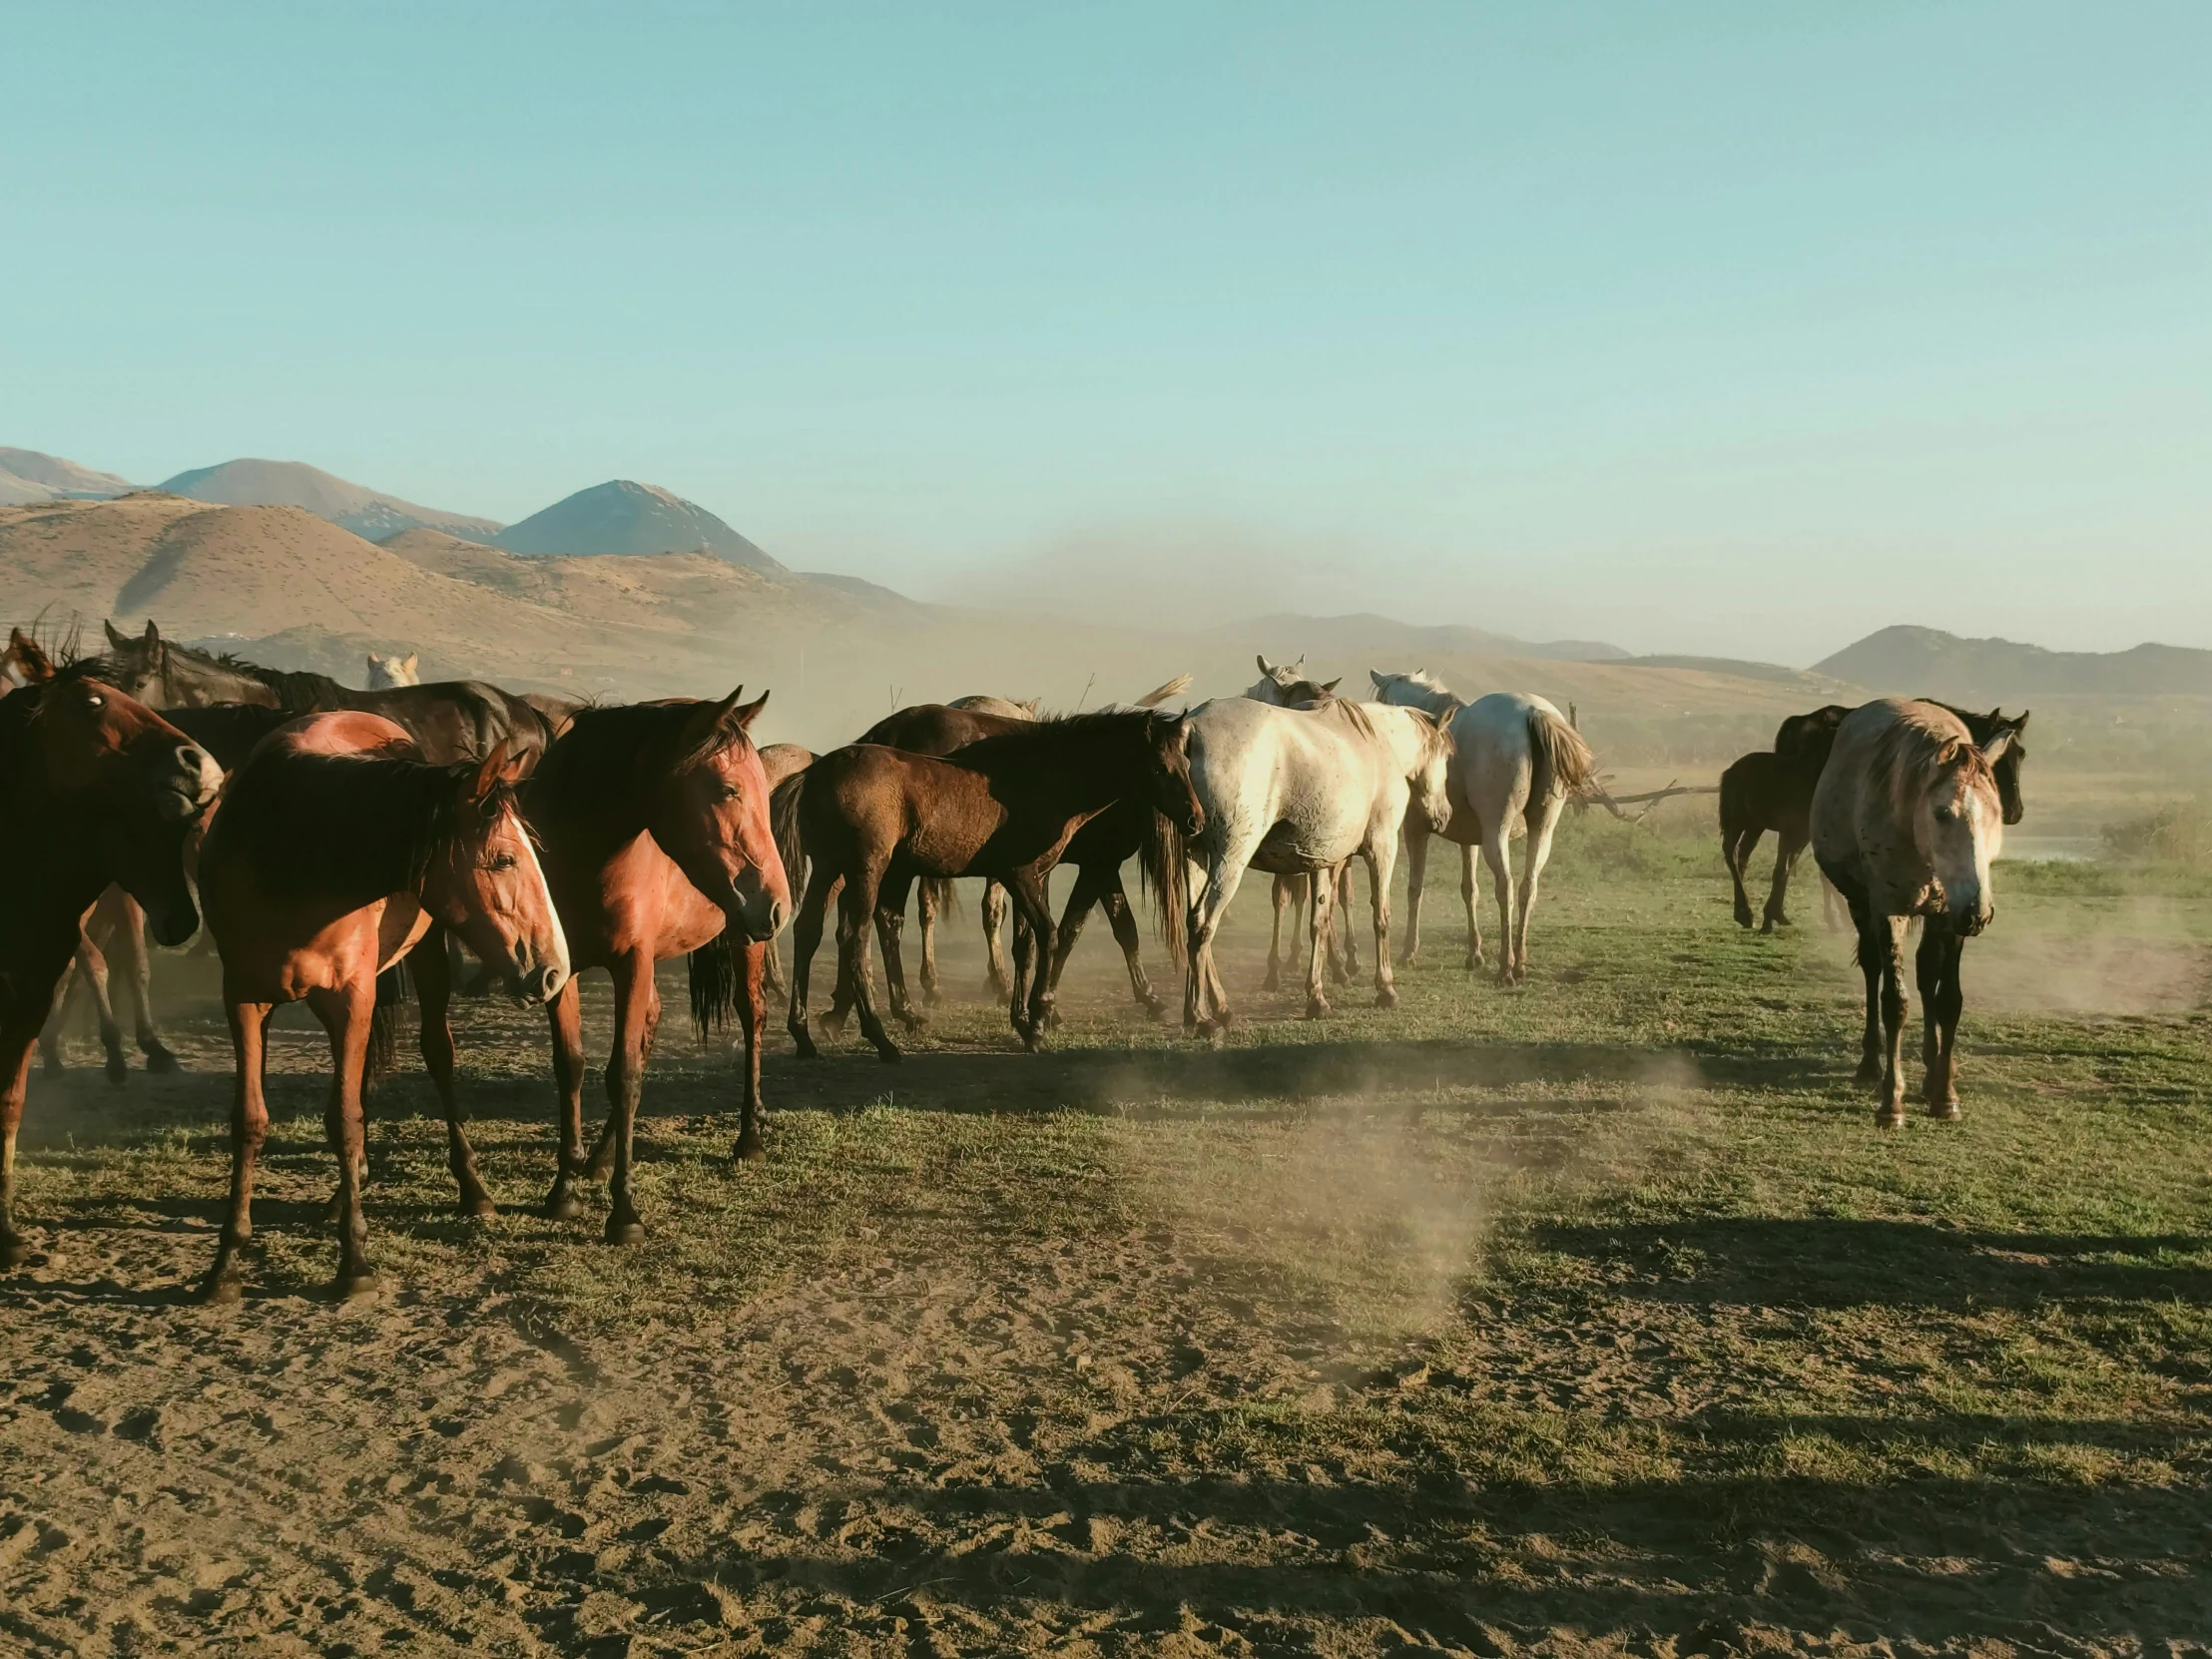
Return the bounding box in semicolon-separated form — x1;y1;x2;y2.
0;621;2028;1302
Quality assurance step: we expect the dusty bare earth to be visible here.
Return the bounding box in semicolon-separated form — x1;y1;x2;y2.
3;840;2210;1656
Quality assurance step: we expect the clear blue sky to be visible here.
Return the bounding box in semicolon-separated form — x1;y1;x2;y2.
7;2;2208;661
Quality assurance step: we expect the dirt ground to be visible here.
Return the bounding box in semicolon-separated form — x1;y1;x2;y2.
3;831;2209;1656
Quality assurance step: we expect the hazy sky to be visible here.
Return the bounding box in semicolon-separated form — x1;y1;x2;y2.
8;2;2209;662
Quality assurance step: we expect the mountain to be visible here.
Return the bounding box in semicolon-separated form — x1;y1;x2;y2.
1205;611;1628;666
156;458;502;542
0;448;138;499
490;479;784;570
1813;625;2212;701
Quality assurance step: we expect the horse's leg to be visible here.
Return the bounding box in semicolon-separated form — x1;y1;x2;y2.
1460;840;1485;970
1875;916;1910;1128
1100;869;1166;1016
1481;822;1516;985
1513;799;1564;982
839;866;901;1063
1398;823;1429;967
817;873;853;1037
1184;851;1248;1037
413;927;493;1218
1844;890;1885;1088
981;879;1013;998
875;870;924;1029
1367;838;1399;1008
306;983;377;1294
104;893;176;1073
1334;863;1359;984
0;1012;47;1269
1726;827;1762;929
788;868;835;1058
601;950;659;1244
1762;827;1805;934
914;877;941;1007
1921;927;1963;1119
733;940;770;1162
1302;862;1337;1020
1003;868;1058;1049
38;949;81;1077
1823;874;1848;933
199;1000;273;1302
542;974;593;1218
1264;874;1295;991
1045;857;1104;1000
66;928;128;1085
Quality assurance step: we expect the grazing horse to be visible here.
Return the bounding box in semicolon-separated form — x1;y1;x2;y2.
97;619;552;772
786;711;1204;1062
1371;669;1598;982
519;693;791;1243
0;656;220;1268
1812;699;2017;1128
364;651;421;688
1720;705;1851;932
196;714;570;1300
1179;697;1452;1032
828;705;1188;1025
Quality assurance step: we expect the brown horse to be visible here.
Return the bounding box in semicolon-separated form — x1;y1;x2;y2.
786;711;1203;1061
1720;705;1851;932
0;654;220;1267
515;693;791;1244
196;713;570;1300
839;705;1186;1023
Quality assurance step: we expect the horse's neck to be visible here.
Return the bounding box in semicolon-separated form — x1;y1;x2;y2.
975;739;1134;820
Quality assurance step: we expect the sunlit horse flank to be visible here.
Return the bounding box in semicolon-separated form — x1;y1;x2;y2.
196;712;570;1301
519;690;793;1245
1369;668;1598;984
0;640;219;1269
1242;656;1361;991
1812;699;2020;1129
1177;693;1452;1035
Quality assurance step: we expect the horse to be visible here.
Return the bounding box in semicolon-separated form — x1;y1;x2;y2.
755;743;815;996
97;619;552;772
0;651;220;1268
195;714;570;1300
827;705;1187;1025
1370;669;1598;984
364;651;421;688
1178;697;1452;1033
514;692;791;1243
785;710;1203;1062
1720;705;1851;932
856;675;1190;1003
1244;657;1359;991
1811;700;2018;1129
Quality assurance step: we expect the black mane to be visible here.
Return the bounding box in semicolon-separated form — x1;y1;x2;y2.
528;700;706;808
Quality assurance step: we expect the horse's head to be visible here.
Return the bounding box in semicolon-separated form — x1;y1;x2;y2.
1776;704;1850;776
1403;708;1455;832
429;744;571;1001
1920;740;2005;936
16;663;223;944
1248;655;1337;706
1981;709;2029;826
365;651;421;690
658;688;791;943
1369;667;1462;721
1139;711;1205;838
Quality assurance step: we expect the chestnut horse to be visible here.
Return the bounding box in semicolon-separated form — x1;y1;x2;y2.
786;710;1203;1061
1720;705;1851;932
0;655;220;1267
515;692;792;1243
197;713;570;1300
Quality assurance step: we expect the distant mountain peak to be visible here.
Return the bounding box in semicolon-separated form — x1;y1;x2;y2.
490;479;784;570
156;457;501;543
0;447;138;501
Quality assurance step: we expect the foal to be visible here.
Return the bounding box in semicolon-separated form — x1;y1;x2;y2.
197;714;569;1299
1720;705;1850;932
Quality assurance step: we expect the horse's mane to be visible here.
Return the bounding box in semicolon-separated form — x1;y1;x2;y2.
1307;697;1377;740
1379;668;1464;717
1869;703;1996;821
190;645;349;713
214;746;512;909
530;700;719;805
939;707;1173;762
1928;700;2028;764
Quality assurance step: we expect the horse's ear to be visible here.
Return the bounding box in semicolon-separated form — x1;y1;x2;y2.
1978;731;2015;767
2012;711;2030;735
366;653;383;670
467;741;513;804
1020;698;1039;716
732;689;770;733
403;653;418;674
143;618;162;646
1256;655;1274;676
104;618;130;650
1320;677;1341;695
1370;668;1386;689
10;629;55;683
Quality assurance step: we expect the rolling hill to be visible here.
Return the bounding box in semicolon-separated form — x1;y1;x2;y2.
0;447;137;501
491;479;784;570
1814;625;2212;701
157;458;502;542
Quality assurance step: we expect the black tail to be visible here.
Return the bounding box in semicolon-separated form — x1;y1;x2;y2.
688;930;742;1044
1137;811;1190;971
921;875;961;919
770;769;807;912
367;958;409;1085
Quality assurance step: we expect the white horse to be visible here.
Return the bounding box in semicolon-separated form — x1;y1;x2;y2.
1370;669;1597;984
1179;696;1451;1032
365;651;420;689
1244;656;1358;989
1811;699;2013;1128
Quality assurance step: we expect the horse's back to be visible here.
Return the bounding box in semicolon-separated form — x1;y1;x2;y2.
1186;697;1386;852
269;710;416;761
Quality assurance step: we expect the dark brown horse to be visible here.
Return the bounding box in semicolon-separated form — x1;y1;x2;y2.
1719;705;1851;931
513;693;791;1244
841;705;1186;1022
0;654;220;1267
786;711;1203;1062
197;713;570;1300
97;619;552;770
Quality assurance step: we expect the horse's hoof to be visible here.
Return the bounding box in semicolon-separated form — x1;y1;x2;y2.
0;1238;34;1271
874;1046;903;1065
104;1053;129;1087
331;1268;378;1300
604;1219;646;1247
921;987;942;1008
1874;1109;1904;1130
1853;1059;1883;1086
733;1136;767;1165
145;1046;181;1074
1138;996;1167;1019
1927;1100;1961;1121
1261;972;1281;993
457;1194;497;1221
1303;1001;1331;1021
199;1271;245;1306
1374;988;1399;1009
791;1035;821;1061
543;1188;585;1222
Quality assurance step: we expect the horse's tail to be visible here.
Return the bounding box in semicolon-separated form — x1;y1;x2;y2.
1528;705;1598;806
1138;810;1190;971
367;958;409;1085
1131;672;1194;711
688;930;741;1044
922;875;961;919
770;768;808;909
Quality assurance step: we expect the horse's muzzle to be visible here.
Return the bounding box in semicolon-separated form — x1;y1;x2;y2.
511;962;569;1003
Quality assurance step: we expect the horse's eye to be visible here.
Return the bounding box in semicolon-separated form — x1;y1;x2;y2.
485;852;518;871
85;695;103;708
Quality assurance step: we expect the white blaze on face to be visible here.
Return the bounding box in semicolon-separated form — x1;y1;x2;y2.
509;806;570;993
